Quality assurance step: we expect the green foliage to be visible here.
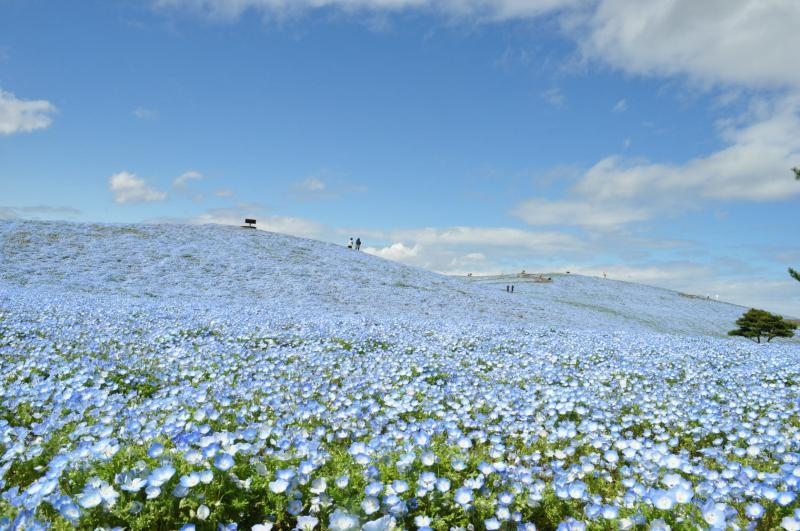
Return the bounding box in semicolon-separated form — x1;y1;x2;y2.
790;267;800;283
793;167;800;180
728;308;796;343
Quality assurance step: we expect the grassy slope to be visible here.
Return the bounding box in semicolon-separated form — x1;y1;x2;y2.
0;220;760;337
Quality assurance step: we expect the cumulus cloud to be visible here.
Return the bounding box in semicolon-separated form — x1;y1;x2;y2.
577;96;800;202
0;89;57;135
214;188;234;197
352;225;589;273
364;242;421;262
611;98;626;112
580;0;800;90
514;94;800;229
156;1;800;93
108;172;168;204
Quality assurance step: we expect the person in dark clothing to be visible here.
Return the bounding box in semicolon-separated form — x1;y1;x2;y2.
355;237;361;251
511;285;514;293
506;285;509;292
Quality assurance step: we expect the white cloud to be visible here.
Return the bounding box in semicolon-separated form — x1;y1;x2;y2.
108;172;168;204
512;197;650;228
541;87;565;108
514;94;800;229
612;98;626;112
0;89;57;135
189;205;324;238
173;170;204;188
580;0;800;90
157;1;800;93
0;205;81;220
133;106;159;120
576;96;800;203
359;226;587;253
295;176;326;192
351;225;589;273
214;188;234;197
364;242;421;262
155;0;583;22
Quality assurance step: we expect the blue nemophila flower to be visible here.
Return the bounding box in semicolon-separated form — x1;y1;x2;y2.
197;504;210;520
76;487;102;509
415;515;431;528
328;509;359;531
649;489;674;511
496;505;511;521
287;499;303;516
454;487;473;508
309;477;327;494
436;477;451;493
485;518;501;530
295;515;318;530
120;475;147;492
702;501;729;528
147;442;165;458
777;491;797;506
420;451;436;466
391;479;409;494
55;499;80;522
335;475;349;488
179;525;196;531
556;518;586;531
745;503;764;519
214;452;235;471
781;516;800;531
147;465;175;487
269;478;289;494
365;481;383;497
362;515;394;531
361;496;380;515
180;472;200;488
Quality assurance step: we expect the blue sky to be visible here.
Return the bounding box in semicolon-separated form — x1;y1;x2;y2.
1;0;799;316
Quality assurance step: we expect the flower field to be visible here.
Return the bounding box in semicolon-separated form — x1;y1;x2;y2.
1;221;799;530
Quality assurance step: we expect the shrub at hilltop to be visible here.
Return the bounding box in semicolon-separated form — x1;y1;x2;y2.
728;308;796;343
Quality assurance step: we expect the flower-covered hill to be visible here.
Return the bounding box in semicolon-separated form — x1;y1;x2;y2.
0;220;750;337
1;220;800;530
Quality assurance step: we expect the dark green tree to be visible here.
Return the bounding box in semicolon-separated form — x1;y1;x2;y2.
793;167;800;180
729;308;796;343
791;267;800;282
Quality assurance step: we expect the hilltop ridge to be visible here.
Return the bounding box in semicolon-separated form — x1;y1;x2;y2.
0;220;749;337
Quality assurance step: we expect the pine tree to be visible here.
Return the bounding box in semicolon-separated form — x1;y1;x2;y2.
794;167;800;180
729;308;796;343
791;267;800;282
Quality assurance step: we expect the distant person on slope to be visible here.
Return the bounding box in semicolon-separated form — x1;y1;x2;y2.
355;238;361;251
347;238;353;249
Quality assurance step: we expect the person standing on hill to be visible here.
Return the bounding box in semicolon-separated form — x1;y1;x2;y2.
347;238;353;249
355;237;361;251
